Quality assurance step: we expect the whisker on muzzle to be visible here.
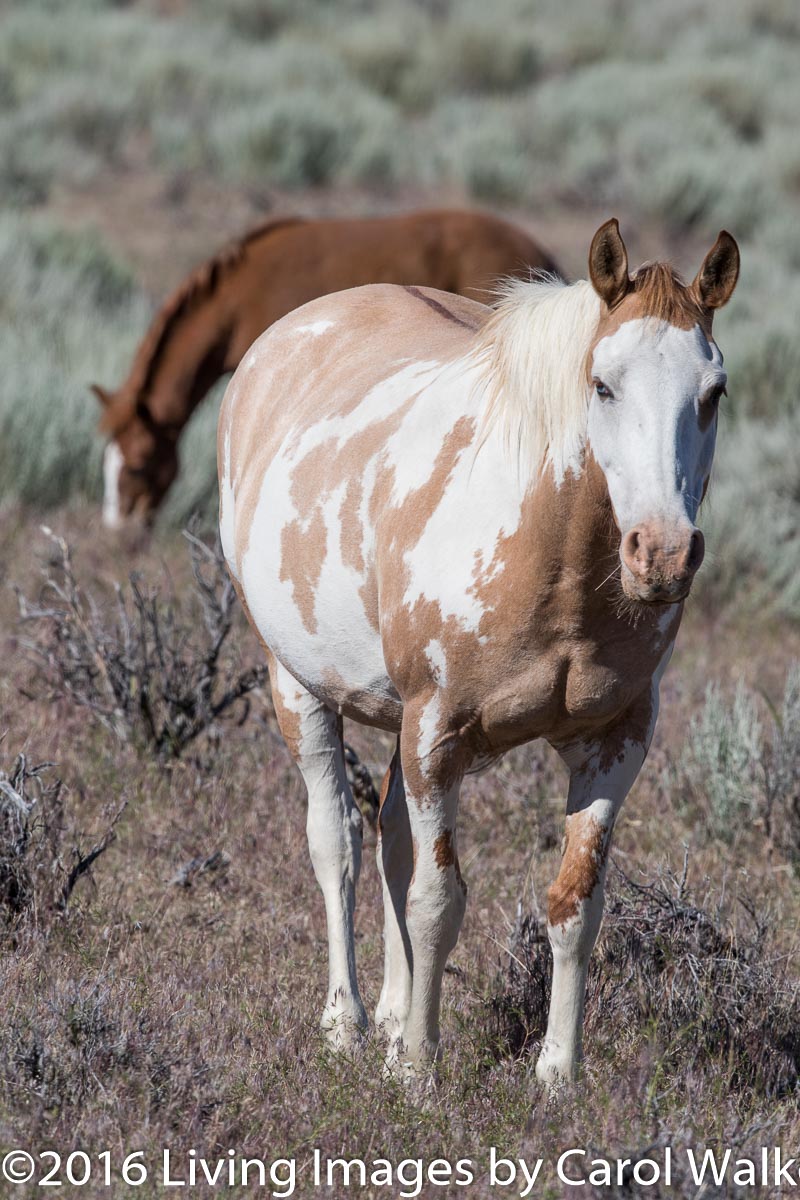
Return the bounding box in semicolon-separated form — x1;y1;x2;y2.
595;563;622;592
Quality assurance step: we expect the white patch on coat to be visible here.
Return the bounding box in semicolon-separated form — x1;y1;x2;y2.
240;360;443;708
424;640;448;687
295;319;335;337
400;398;526;635
417;691;443;767
102;441;123;529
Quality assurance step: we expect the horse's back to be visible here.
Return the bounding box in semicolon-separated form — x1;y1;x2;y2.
229;211;556;351
219;283;489;727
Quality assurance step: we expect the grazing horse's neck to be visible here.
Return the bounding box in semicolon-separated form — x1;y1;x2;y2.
123;218;306;440
137;319;234;437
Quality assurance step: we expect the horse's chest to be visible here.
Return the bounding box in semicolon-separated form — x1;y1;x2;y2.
478;646;655;751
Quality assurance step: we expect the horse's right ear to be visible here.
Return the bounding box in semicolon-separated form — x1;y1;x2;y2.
90;383;112;408
589;218;630;309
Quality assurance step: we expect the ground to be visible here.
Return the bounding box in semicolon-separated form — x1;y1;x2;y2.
1;500;798;1199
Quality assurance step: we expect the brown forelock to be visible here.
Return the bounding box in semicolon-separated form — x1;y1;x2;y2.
598;261;711;340
433;828;466;893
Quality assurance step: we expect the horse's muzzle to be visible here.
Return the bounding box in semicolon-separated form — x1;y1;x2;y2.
619;521;705;605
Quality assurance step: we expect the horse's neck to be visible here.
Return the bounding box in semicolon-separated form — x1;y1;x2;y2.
523;450;618;591
140;307;235;435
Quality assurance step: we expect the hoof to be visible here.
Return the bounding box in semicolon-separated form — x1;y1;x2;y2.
374;1005;407;1047
383;1036;439;1089
321;999;368;1054
535;1042;580;1092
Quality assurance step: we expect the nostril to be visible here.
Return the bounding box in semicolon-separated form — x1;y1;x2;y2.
687;530;705;573
621;528;642;575
621;527;653;578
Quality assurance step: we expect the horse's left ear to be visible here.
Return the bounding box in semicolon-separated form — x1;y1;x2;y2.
692;231;740;310
90;383;112;407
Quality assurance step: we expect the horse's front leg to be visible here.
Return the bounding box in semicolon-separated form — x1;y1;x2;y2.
536;694;657;1087
395;702;469;1075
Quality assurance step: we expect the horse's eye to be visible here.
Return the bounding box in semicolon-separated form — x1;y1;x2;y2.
593;379;613;400
705;384;727;408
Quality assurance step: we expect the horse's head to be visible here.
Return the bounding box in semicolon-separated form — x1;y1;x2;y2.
585;219;739;605
91;384;178;529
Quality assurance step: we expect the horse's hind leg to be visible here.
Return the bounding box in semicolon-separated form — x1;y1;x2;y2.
268;654;368;1049
375;742;413;1049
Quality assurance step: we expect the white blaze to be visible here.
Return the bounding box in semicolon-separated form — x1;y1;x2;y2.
102;441;123;529
588;319;724;534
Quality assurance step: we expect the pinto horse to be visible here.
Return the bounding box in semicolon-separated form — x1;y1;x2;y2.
218;220;739;1085
92;209;557;527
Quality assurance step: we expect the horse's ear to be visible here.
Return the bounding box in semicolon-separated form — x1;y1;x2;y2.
90;383;112;408
692;231;740;310
588;218;630;309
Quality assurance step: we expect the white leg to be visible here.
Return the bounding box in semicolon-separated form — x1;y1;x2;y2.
395;708;469;1074
536;691;658;1087
375;744;413;1047
269;656;367;1049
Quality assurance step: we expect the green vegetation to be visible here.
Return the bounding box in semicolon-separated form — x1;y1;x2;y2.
0;0;798;598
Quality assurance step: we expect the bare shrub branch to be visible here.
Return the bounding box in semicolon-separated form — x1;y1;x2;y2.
17;526;267;760
486;854;800;1096
0;744;123;930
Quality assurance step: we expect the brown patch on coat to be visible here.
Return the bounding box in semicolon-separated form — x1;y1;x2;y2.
547;812;609;927
433;828;467;894
320;666;402;732
265;649;305;762
433;829;455;869
279;506;327;634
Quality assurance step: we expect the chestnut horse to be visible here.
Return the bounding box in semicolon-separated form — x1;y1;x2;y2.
218;220;738;1085
92;209;557;526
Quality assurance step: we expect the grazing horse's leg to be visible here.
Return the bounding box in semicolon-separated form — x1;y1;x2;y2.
268;654;368;1049
375;743;414;1047
536;694;657;1087
395;707;469;1074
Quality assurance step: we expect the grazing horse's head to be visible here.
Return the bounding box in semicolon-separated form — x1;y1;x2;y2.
586;219;739;605
91;385;178;528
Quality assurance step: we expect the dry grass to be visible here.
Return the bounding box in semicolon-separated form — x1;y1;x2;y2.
0;510;798;1197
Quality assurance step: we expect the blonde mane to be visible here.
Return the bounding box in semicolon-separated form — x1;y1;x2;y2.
472;275;601;484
